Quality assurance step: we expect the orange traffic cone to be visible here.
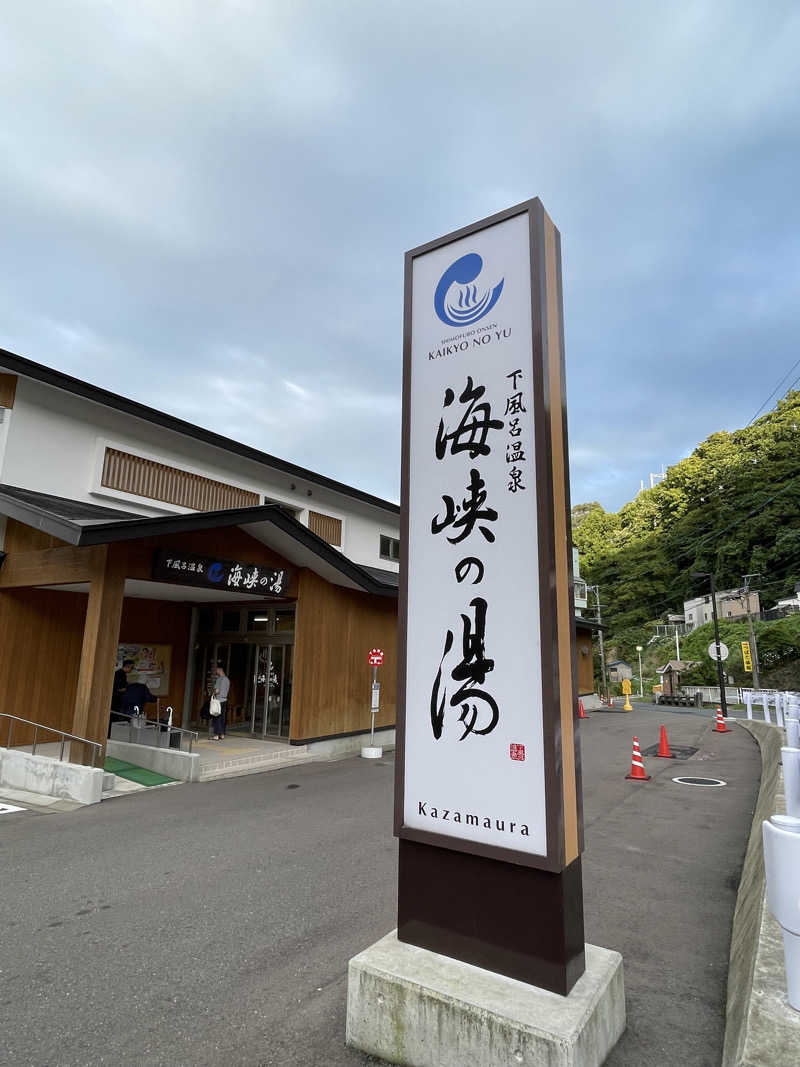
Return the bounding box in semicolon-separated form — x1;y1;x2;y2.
578;698;588;719
626;736;651;781
715;707;731;733
655;724;674;758
609;697;614;707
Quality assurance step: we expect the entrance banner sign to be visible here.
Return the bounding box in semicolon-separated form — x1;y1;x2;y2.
396;199;582;874
152;549;291;596
741;641;753;673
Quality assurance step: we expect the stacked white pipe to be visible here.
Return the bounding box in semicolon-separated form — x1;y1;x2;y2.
763;814;800;1011
763;715;800;1011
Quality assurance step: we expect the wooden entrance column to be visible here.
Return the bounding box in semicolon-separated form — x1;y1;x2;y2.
71;546;126;765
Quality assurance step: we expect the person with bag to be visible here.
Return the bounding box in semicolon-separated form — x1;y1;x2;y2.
210;663;230;740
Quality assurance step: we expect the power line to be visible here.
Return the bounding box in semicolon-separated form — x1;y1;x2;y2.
648;553;800;615
588;545;800;626
665;478;800;566
627;386;800;516
747;357;800;425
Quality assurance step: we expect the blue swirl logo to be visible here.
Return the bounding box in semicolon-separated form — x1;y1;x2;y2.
434;252;504;327
207;562;224;583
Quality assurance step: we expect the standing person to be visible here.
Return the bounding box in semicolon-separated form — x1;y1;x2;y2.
212;664;230;740
109;659;134;736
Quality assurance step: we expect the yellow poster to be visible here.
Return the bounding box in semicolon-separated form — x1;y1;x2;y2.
741;641;753;673
116;643;172;696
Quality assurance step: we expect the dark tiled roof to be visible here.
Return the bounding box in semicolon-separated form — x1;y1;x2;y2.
360;564;400;588
0;485;141;525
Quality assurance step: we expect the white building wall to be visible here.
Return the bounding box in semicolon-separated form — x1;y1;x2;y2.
2;377;400;571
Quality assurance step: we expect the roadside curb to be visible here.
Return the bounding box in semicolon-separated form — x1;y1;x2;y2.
722;720;796;1065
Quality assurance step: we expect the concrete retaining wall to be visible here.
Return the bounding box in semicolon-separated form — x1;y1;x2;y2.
106;739;199;782
0;746;104;805
722;721;789;1065
307;728;395;760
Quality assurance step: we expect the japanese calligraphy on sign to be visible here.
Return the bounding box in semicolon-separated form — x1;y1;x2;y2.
152;549;291;596
397;201;582;873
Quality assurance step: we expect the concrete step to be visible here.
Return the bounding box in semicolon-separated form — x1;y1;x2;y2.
197;747;314;782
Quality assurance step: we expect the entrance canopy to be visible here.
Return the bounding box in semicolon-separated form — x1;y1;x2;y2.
0;484;398;598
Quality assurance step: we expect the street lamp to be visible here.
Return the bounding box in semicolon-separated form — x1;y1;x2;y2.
691;570;728;718
636;645;643;698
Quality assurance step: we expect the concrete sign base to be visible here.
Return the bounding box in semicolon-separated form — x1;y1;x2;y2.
346;930;625;1067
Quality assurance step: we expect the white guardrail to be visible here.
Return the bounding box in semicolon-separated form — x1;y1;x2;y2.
677;687;800;727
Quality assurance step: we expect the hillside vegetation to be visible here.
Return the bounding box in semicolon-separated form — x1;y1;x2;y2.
573;391;800;637
609;616;800;697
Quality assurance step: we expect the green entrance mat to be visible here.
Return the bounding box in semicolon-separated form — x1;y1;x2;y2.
104;756;176;787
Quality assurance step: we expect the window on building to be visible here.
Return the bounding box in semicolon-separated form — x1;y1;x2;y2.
245;607;295;633
380;535;401;562
274;608;295;633
221;611;242;633
308;511;342;546
101;447;259;511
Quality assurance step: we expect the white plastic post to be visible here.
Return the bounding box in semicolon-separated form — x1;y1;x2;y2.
361;665;383;759
762;694;772;725
745;691;754;720
787;718;800;750
763;814;800;1011
776;693;786;729
783;747;800;819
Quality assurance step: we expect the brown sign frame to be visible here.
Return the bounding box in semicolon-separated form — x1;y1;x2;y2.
394;198;583;874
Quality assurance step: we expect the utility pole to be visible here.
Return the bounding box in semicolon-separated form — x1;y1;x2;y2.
692;571;728;717
590;585;608;701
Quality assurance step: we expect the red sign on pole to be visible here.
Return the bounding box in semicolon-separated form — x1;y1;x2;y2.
368;648;385;666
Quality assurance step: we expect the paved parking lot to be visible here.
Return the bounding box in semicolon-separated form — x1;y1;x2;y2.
0;707;759;1066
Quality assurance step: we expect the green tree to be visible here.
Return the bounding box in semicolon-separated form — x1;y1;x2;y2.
574;391;800;642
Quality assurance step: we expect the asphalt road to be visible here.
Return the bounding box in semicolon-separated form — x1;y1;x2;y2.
1;708;760;1066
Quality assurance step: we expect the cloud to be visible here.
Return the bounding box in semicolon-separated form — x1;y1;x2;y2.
0;1;798;512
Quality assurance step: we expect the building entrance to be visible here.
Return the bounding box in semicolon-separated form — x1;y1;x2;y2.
249;644;293;738
191;603;295;739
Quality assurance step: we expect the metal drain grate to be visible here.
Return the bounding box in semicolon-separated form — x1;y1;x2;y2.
672;776;727;787
641;744;698;760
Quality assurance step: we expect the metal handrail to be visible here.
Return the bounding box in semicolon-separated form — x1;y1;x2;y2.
114;706;199;754
0;713;103;768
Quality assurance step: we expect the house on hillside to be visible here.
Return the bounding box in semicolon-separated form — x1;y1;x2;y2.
607;660;633;683
683;590;760;631
572;546;588;616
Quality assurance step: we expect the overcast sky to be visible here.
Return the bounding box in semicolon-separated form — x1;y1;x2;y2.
2;2;798;511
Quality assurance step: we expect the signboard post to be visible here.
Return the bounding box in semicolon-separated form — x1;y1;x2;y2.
346;200;624;1066
622;677;633;711
362;648;385;759
741;640;753;673
396;199;585;994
